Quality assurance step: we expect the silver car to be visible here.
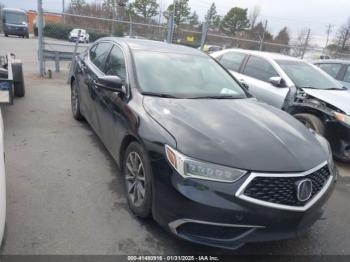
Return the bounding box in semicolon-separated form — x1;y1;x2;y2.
313;59;350;90
211;49;350;162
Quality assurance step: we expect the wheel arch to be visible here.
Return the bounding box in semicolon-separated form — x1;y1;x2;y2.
119;134;140;170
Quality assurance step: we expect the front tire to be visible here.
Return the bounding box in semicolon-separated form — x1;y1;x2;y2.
123;142;152;218
12;61;25;97
294;113;325;136
71;79;84;121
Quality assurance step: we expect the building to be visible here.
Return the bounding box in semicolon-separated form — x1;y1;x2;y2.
26;10;62;33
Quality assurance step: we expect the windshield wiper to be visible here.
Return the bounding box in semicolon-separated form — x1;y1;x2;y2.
141;92;178;98
188;95;242;99
323;87;346;90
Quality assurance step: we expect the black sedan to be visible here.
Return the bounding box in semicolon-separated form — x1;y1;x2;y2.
70;38;337;249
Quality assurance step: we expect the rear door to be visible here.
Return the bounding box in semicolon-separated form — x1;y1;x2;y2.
93;44;129;159
239;55;289;108
82;41;113;131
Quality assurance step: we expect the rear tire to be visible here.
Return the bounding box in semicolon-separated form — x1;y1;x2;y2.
4;34;8;37
71;79;84;121
294;113;325;136
123;142;152;218
12;61;25;97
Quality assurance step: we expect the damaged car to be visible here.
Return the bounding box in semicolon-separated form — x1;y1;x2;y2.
211;49;350;162
70;38;337;249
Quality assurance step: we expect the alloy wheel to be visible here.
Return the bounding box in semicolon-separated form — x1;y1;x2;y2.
125;152;146;207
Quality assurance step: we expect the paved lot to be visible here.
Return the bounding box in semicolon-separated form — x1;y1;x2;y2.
1;35;350;255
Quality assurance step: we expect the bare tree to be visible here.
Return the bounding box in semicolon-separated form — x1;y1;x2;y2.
335;19;350;51
249;5;260;29
292;28;312;57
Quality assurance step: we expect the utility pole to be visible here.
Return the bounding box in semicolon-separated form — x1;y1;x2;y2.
166;0;176;43
301;28;311;59
37;0;44;77
62;0;65;24
259;20;268;51
200;20;209;51
323;24;334;55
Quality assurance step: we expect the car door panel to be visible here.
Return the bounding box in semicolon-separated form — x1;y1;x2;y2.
93;44;130;160
240;56;289;108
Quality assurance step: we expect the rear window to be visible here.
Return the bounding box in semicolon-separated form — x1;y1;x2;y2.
220;52;246;72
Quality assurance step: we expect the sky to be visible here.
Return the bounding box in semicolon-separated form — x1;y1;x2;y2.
1;0;349;45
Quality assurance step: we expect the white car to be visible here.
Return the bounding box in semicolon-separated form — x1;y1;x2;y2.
0;109;5;247
211;49;350;162
69;29;90;43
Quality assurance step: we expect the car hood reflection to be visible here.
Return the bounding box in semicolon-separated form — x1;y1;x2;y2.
143;97;327;173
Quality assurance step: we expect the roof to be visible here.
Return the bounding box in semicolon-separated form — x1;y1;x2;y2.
2;8;26;14
99;37;205;56
313;59;350;65
218;48;301;61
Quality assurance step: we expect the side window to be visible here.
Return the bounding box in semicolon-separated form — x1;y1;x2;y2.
243;56;279;82
343;66;350;83
90;42;112;72
318;63;342;78
220;52;246;72
105;45;126;81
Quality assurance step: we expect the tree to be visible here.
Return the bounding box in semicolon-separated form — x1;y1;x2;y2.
221;7;250;35
249;21;272;41
129;0;159;21
205;3;217;26
164;0;191;25
248;5;260;29
212;15;222;29
188;11;199;26
274;27;290;45
70;0;86;9
335;19;350;51
271;27;290;53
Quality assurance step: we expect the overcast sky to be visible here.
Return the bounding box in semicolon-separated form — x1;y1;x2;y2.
1;0;349;45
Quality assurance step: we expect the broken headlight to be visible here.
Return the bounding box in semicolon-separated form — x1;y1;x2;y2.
334;112;350;126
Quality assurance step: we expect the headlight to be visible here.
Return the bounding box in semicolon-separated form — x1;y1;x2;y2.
165;145;247;182
334;112;350;125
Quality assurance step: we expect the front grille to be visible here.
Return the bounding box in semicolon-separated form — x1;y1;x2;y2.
243;165;331;207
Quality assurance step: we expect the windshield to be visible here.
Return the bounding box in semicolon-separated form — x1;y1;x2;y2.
72;29;85;34
4;12;27;25
133;51;247;99
276;59;343;90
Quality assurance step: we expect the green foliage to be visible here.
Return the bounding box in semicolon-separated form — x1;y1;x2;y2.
205;3;217;26
43;22;108;42
274;27;290;45
165;0;191;25
129;0;159;20
188;11;199;26
112;24;124;37
70;0;86;9
221;7;250;35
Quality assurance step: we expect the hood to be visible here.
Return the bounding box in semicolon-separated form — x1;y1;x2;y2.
303;88;350;114
143;97;328;173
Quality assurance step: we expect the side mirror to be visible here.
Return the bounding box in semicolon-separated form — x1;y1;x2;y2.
95;75;126;94
239;79;249;90
269;76;285;87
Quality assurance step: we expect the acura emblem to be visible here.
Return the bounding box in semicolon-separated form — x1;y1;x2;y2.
296;179;313;202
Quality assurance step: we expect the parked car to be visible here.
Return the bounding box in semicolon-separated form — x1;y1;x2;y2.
314;60;350;89
68;29;89;43
211;49;350;162
70;38;336;249
1;8;29;38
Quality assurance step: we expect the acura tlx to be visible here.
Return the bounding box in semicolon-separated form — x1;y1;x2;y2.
70;38;337;249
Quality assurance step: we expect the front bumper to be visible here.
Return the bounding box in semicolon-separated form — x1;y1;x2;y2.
150;157;336;250
4;26;28;36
